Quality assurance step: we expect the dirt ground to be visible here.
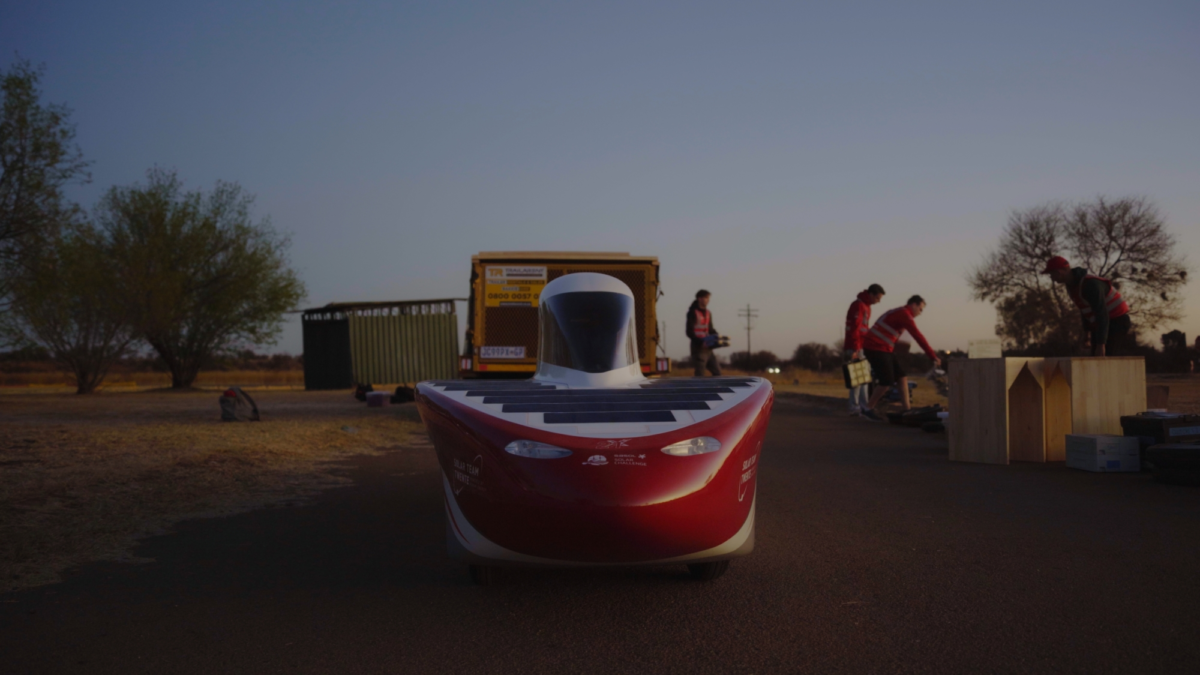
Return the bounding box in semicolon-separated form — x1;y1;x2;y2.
3;369;1196;596
0;389;421;593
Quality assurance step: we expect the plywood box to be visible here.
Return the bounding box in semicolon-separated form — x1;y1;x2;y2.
1043;357;1147;462
948;358;1047;464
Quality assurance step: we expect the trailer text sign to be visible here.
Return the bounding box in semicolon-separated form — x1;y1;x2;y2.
485;266;547;307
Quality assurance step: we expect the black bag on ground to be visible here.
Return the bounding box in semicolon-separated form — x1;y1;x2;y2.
887;404;944;427
219;387;260;422
354;384;373;402
391;386;415;404
1145;443;1200;485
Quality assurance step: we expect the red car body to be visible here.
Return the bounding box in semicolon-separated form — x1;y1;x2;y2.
417;379;774;566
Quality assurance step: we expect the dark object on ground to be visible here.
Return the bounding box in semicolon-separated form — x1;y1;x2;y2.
219;387;260;421
391;386;416;404
469;564;499;586
887;405;944;427
354;384;373;402
1121;413;1200;449
687;561;730;581
1146;443;1200;485
922;421;945;433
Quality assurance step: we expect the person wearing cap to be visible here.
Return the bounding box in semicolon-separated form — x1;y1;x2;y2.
1042;256;1133;356
860;295;941;420
844;284;885;416
686;289;721;377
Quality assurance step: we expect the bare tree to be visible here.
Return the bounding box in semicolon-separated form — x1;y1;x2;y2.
969;197;1188;351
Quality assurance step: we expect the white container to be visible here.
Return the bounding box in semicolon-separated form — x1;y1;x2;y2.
1065;434;1140;472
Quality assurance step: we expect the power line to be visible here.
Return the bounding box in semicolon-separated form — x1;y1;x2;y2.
738;303;759;353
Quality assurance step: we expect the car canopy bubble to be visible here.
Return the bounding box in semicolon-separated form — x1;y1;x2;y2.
536;273;639;375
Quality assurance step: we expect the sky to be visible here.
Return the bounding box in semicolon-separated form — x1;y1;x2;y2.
4;0;1198;361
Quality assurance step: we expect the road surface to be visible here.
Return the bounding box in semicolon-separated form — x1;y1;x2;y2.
3;398;1199;673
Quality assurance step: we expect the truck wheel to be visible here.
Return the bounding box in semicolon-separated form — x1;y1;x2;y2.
687;561;730;581
469;564;500;586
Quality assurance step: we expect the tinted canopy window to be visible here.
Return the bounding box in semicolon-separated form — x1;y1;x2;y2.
539;292;638;373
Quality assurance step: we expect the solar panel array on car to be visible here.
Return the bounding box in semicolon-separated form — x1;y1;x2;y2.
429;378;756;424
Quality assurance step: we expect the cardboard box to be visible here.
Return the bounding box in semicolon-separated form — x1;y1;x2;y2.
1065;434;1140;472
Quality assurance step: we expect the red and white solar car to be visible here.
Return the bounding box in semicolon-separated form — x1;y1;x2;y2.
416;273;774;584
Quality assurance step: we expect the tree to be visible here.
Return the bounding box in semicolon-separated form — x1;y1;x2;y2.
969;197;1188;352
729;350;779;372
99;168;306;388
0;59;91;308
792;342;838;371
5;224;134;393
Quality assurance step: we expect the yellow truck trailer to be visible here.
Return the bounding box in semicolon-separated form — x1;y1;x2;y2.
460;251;669;378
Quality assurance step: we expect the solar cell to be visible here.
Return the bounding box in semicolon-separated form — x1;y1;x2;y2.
503;401;710;413
543;411;676;424
482;393;723;404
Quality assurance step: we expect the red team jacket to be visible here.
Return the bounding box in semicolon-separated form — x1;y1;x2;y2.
843;291;874;352
862;306;936;358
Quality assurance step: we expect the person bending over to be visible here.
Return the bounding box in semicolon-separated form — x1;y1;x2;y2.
1042;256;1133;356
860;295;940;420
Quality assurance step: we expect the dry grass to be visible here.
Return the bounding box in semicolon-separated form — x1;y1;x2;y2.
0;390;420;592
1147;374;1200;414
0;368;304;392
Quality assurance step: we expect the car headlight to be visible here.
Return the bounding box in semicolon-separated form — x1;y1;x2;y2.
660;436;722;456
504;440;573;459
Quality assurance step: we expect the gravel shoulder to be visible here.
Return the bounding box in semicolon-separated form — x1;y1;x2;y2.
0;390;420;592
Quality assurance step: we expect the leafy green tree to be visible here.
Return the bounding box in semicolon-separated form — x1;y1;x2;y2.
969;197;1188;352
0;59;90;309
98;168;306;388
5;225;133;393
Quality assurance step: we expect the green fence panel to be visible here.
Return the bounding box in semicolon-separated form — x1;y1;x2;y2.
347;304;458;385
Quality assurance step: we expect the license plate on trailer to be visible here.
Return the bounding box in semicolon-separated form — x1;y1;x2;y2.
480;346;526;359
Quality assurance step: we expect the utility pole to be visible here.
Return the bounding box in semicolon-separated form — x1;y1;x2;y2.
738;303;759;353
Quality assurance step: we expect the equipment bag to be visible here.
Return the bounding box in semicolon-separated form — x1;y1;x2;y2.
843;358;871;389
1145;443;1200;486
219;386;260;422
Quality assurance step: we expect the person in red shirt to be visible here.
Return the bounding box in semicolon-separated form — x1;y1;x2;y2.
860;295;941;420
844;284;885;416
1042;256;1133;356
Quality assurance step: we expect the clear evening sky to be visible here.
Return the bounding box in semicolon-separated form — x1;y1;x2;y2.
4;1;1198;360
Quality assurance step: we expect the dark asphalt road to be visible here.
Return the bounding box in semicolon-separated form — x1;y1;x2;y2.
4;398;1200;674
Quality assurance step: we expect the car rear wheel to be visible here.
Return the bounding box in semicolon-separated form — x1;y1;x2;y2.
469;564;500;586
687;560;730;581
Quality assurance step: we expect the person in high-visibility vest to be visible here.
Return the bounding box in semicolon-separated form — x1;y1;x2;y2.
844;284;885;416
1042;256;1133;356
860;295;941;420
686;289;721;377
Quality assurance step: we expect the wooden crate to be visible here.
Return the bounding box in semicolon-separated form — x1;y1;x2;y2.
948;358;1047;464
1042;357;1147;461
